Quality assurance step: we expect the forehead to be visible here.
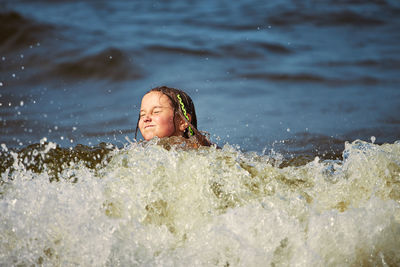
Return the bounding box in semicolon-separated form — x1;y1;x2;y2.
141;91;172;108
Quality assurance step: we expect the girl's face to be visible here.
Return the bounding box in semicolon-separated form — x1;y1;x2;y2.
138;91;183;140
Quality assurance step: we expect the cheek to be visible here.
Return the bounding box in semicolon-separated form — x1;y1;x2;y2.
156;115;175;131
138;119;144;130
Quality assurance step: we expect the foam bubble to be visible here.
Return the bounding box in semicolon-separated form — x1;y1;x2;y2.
0;140;399;265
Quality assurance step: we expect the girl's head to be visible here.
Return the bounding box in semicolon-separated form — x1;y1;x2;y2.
135;86;198;141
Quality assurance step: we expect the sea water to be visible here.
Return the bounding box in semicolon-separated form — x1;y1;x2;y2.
1;0;400;151
1;139;399;266
1;0;400;265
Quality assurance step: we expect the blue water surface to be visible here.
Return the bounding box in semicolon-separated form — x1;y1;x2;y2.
1;0;399;153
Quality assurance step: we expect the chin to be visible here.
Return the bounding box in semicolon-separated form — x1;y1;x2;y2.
141;133;154;141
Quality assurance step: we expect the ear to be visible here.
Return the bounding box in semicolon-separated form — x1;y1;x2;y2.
178;114;191;132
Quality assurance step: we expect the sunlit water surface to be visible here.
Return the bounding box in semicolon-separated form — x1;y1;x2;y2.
1;140;400;266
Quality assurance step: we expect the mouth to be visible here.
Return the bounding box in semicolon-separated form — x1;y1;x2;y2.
144;125;155;129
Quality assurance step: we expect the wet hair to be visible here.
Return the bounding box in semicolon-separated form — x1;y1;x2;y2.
135;86;211;146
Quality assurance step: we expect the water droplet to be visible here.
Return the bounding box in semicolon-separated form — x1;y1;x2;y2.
370;136;376;143
20;101;24;106
1;143;8;152
286;128;291;132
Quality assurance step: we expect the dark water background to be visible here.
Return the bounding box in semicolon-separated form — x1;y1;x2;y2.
1;0;400;155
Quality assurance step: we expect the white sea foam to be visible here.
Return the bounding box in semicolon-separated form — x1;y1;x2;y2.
1;140;399;266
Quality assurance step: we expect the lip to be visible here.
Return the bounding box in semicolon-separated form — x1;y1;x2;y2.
144;125;155;129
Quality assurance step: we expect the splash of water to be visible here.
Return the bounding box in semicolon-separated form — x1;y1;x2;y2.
1;139;399;266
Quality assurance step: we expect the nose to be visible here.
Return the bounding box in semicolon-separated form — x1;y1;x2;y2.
143;114;151;122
